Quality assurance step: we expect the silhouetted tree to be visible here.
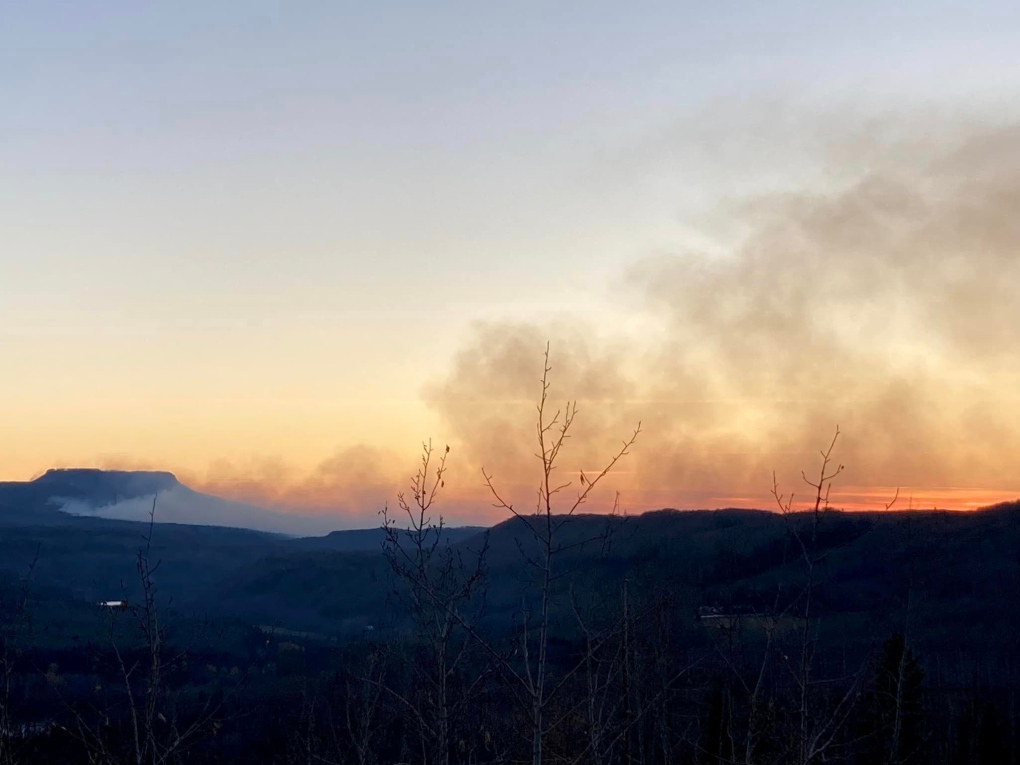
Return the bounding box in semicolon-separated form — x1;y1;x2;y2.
481;344;640;765
862;632;925;764
382;442;490;765
770;427;896;765
61;499;229;765
0;551;36;765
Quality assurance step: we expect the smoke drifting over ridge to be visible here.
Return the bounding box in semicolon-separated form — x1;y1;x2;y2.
57;485;341;535
181;444;403;525
427;123;1020;511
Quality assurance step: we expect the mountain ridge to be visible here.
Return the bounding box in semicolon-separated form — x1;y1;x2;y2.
0;468;356;536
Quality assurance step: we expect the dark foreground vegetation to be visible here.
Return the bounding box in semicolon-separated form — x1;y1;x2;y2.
3;494;1020;764
2;364;1019;764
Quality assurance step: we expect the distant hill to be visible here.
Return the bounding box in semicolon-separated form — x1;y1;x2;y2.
0;468;178;524
208;504;1020;647
1;468;343;535
287;525;488;552
4;490;1019;765
4;468;1020;655
0;467;487;638
0;514;487;644
32;468;180;499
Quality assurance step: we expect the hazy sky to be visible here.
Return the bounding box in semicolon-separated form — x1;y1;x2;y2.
4;2;1020;525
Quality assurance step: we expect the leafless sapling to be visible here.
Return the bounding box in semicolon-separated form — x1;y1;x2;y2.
382;442;491;765
481;344;641;765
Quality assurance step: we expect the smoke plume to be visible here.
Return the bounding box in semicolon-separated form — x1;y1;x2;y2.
184;444;402;523
427;121;1020;512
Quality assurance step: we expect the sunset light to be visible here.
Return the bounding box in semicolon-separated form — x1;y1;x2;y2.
5;5;1020;763
5;5;1020;528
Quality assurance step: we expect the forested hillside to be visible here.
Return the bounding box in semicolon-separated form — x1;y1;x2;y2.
3;497;1020;763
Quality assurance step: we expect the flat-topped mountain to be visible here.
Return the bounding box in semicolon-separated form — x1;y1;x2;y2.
0;468;156;523
27;467;180;501
0;468;336;535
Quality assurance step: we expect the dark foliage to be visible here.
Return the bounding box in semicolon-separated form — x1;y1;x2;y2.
3;496;1020;763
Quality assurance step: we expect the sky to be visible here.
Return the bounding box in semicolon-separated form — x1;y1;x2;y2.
3;2;1020;528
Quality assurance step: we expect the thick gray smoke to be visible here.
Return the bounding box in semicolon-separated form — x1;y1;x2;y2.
427;122;1020;511
185;444;402;522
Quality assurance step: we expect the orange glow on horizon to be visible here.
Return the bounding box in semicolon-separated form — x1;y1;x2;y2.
181;478;1019;524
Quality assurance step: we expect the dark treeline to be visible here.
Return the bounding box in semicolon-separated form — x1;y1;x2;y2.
4;564;1020;765
4;487;1020;765
3;361;1020;764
